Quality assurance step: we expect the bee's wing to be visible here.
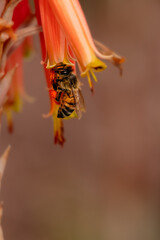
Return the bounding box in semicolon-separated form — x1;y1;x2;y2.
74;89;85;119
78;89;86;112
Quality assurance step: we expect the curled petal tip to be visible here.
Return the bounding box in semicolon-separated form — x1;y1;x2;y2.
22;92;35;103
112;56;125;76
93;39;125;73
42;104;55;118
116;57;125;64
42;111;53;118
112;56;125;66
40;60;44;65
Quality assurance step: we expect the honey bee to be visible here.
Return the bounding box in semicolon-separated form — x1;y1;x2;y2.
51;62;85;119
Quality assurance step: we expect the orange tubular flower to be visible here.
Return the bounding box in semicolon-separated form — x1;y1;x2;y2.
47;0;125;84
35;0;71;146
34;0;124;146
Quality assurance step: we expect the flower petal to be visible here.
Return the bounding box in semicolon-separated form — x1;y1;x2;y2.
48;0;105;73
94;39;125;75
0;65;17;107
39;0;65;67
0;17;41;75
0;0;6;16
1;0;22;22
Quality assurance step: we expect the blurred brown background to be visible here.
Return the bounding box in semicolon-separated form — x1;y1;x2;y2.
1;0;160;239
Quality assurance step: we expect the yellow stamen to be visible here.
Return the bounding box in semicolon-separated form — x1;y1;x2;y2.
90;69;97;82
87;71;92;89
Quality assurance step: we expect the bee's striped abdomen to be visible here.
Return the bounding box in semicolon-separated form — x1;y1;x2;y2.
57;92;75;118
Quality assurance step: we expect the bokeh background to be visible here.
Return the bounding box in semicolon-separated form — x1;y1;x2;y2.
1;0;160;239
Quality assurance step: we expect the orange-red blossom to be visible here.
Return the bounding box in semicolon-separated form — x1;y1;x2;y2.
35;0;124;145
0;0;41;132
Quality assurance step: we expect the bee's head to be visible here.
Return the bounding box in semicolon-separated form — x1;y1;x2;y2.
54;65;73;77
